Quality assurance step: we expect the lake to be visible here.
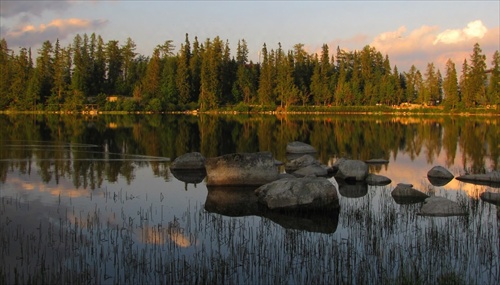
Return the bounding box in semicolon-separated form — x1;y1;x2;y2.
0;113;499;284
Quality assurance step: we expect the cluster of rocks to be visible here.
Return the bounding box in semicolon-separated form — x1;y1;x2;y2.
170;141;500;223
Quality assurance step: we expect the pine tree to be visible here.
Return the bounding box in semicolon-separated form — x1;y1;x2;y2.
468;43;487;105
459;59;472;107
257;43;275;105
176;33;192;105
487;50;500;106
106;40;122;95
121;37;137;95
443;59;459;109
0;38;13;109
189;36;202;105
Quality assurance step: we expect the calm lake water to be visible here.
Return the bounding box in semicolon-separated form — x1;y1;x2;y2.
0;113;499;284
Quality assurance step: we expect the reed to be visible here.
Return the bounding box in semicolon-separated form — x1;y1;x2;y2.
0;183;498;284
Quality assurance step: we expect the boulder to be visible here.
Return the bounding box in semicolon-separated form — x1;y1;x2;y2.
255;177;340;211
417;196;468;216
205;152;279;186
335;160;368;181
292;164;328;177
391;183;429;204
426;166;454;186
170;152;206;170
331;157;347;173
365;174;392;186
285;154;319;173
286;141;316;154
480;192;500;205
427;166;454;179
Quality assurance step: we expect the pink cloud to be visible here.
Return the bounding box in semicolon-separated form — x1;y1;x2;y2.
5;18;108;47
370;20;500;72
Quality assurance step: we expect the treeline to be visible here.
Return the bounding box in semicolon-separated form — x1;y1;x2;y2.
0;34;498;112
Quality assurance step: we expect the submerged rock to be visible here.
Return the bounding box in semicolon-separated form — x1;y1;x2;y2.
480;192;500;205
286;141;316;154
255;177;340;211
335;159;369;181
417;196;468;217
365;174;392;186
170;152;206;170
205;152;279;186
391;183;429;204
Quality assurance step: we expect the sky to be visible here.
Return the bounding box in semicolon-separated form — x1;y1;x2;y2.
1;0;499;72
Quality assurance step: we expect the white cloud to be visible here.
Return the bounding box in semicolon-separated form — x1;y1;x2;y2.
434;20;487;45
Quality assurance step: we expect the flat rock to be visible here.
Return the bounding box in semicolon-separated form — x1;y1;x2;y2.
170;152;206;170
417;196;468;216
456;171;500;187
480;192;500;205
365;173;391;186
205;152;279;186
365;158;389;164
335;160;368;181
286;141;316;154
255;177;340;211
170;169;206;184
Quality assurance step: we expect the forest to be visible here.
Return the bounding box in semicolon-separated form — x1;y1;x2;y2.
0;33;498;112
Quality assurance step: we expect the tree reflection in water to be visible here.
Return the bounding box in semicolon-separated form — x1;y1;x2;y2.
0;113;499;284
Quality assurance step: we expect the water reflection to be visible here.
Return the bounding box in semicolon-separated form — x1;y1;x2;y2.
205;186;339;233
0;113;499;284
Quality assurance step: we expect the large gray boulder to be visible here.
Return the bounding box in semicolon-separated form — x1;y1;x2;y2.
286;141;316;154
170;152;206;170
391;183;429;204
285;154;319;173
255;177;340;211
417;196;468;216
335;159;368;181
205;152;279;186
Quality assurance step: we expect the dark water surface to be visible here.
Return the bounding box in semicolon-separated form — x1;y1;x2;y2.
0;114;499;284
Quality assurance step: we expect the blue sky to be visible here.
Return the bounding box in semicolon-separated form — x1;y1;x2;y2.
1;1;499;72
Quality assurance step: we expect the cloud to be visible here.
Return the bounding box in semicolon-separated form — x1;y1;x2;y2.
4;18;108;47
370;20;500;72
0;1;74;18
434;20;487;45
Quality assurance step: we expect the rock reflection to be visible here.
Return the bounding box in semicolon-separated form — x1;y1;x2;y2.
337;179;368;198
205;186;339;233
170;169;206;185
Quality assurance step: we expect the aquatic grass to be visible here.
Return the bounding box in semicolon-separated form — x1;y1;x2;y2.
1;182;499;284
